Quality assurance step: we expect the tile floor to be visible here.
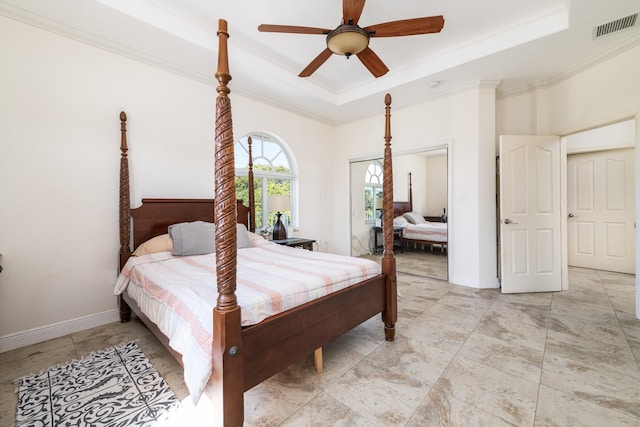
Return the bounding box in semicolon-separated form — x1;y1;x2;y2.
1;267;639;426
361;248;448;282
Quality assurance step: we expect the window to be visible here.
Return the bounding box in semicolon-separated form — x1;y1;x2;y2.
235;132;297;230
364;160;383;223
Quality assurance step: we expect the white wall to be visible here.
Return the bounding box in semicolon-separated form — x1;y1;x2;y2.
425;154;447;217
0;16;334;346
496;45;640;137
393;155;427;210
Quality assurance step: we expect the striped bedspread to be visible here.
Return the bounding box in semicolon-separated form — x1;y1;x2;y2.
114;238;381;403
402;221;448;243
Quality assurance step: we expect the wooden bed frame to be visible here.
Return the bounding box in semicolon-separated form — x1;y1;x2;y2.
393;172;447;250
117;19;397;426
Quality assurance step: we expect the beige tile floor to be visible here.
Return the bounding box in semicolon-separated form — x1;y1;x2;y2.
361;248;449;281
1;267;639;426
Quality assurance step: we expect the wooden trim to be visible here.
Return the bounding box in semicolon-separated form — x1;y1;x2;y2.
408;171;413;211
247;136;255;232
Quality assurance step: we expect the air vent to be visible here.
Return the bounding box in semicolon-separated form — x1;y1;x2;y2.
593;13;638;39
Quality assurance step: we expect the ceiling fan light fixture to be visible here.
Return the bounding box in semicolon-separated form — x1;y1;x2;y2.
326;25;370;57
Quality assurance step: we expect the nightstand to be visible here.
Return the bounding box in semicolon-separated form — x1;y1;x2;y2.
371;226;404;254
272;237;316;251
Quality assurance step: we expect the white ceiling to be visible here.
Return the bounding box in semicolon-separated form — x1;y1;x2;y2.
2;0;639;124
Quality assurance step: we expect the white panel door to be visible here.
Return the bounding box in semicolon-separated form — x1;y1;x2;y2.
499;135;561;293
567;148;635;274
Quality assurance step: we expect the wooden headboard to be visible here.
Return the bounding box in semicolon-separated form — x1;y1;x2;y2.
393;172;413;217
393;201;412;218
129;198;249;251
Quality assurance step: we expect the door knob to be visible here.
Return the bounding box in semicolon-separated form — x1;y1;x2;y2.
568;213;575;218
504;218;518;224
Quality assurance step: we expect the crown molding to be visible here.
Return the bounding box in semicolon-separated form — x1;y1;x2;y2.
545;32;640;87
498;32;640;100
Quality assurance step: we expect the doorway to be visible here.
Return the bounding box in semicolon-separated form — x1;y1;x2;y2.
499;119;637;293
565;124;636;275
350;148;449;281
499;135;562;293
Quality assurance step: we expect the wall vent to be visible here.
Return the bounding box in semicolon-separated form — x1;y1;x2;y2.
593;13;638;39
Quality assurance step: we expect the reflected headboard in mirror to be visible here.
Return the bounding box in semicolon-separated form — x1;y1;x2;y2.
393;172;413;217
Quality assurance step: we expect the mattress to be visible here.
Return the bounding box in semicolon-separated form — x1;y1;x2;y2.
114;238;381;402
402;221;448;243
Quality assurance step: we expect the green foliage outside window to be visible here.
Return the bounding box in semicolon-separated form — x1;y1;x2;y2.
235;148;293;230
235;176;291;229
364;187;383;221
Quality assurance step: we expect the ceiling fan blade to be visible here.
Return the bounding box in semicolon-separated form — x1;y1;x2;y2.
356;47;389;78
343;0;366;25
299;48;333;77
365;16;444;37
258;24;330;35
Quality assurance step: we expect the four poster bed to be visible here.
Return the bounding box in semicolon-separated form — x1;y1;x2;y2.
393;172;448;250
114;19;397;426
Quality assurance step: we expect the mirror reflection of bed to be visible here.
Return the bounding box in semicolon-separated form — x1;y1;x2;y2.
350;148;448;281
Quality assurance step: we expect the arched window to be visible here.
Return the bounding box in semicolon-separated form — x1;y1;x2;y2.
235;132;297;231
365;160;383;223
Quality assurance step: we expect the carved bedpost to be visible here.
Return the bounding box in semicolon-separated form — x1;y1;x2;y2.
210;18;244;426
408;172;413;211
247;136;256;232
118;111;132;323
381;93;397;342
214;20;238;314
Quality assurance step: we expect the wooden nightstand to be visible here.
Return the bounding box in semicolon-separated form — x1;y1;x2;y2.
272;237;316;251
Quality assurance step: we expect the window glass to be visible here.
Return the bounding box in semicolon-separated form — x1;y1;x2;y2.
235;133;296;231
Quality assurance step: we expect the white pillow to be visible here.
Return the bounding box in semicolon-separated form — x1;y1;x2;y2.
247;231;266;242
236;223;253;249
393;216;409;226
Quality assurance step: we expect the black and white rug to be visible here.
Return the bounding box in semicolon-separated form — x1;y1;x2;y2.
16;341;179;426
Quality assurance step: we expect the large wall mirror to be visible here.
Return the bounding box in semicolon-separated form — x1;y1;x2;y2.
350;148;448;281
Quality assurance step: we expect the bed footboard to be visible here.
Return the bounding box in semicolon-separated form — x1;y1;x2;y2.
241;275;389;390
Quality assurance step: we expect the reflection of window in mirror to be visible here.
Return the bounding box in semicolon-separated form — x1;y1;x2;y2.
365;160;383;225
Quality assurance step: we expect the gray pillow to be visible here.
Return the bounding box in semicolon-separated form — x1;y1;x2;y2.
403;211;426;225
169;221;215;256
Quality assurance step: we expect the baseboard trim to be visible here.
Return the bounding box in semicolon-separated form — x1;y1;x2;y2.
0;309;120;353
449;274;500;289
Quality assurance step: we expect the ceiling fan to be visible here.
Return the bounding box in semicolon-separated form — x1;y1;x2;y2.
258;0;444;78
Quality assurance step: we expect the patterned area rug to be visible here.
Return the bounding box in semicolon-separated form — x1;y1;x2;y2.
15;341;179;426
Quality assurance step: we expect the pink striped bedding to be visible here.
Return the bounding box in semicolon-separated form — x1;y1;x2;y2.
402;221;448;243
114;238;381;403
